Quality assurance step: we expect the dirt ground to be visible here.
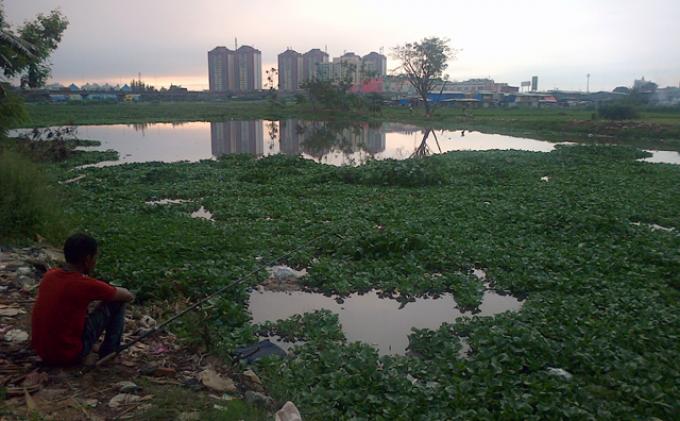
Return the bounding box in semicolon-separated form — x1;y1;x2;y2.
0;245;277;420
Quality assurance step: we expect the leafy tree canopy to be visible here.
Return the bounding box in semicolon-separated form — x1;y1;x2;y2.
0;4;68;88
392;37;456;115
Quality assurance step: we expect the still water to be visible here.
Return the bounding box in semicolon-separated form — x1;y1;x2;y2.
69;120;565;167
248;288;522;356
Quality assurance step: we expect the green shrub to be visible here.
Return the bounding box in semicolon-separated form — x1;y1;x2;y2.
0;149;69;242
598;104;639;120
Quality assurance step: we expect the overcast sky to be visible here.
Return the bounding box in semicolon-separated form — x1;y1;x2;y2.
5;0;680;91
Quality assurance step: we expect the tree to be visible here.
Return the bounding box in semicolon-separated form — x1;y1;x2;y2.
0;4;68;136
392;37;456;116
264;67;279;109
1;6;68;88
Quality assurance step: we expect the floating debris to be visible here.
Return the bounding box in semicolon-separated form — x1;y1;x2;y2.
190;206;214;221
145;199;192;205
546;367;573;380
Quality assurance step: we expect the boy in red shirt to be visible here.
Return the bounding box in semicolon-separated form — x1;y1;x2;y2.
32;233;135;365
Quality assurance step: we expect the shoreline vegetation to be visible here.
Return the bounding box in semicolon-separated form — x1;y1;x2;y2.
17;101;680;151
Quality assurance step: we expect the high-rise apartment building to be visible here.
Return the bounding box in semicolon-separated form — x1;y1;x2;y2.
278;49;303;92
208;47;237;92
302;48;329;82
208;45;262;93
332;52;362;84
361;52;387;78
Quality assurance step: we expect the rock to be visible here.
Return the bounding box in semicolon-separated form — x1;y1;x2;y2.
16;266;33;276
115;381;141;393
108;393;140;408
275;401;303;421
4;329;29;343
0;305;25;317
22;371;48;388
81;398;99;408
178;412;201;421
245;391;274;409
546;367;573;380
241;369;264;392
17;275;37;288
34;388;67;401
198;369;237;393
153;367;176;377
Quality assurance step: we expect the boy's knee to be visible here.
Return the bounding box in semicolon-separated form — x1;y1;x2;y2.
106;301;126;315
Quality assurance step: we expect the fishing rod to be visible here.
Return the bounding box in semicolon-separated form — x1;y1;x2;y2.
94;231;339;368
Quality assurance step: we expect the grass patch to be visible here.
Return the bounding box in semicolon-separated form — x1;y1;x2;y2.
0;149;69;243
135;381;269;421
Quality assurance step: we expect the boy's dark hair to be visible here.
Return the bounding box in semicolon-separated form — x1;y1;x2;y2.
63;233;98;265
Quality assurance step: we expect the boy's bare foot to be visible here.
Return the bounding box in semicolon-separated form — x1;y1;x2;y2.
83;352;99;367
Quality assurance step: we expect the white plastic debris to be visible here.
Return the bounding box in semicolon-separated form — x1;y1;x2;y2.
267;265;308;282
540;176;550;182
108;393;141;408
546;367;573;380
139;315;157;329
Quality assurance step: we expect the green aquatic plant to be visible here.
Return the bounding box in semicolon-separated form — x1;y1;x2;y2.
46;143;680;419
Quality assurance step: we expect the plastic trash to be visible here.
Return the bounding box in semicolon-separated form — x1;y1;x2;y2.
233;339;287;364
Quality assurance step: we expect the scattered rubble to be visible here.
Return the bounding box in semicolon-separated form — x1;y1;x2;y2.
0;245;281;419
275;401;303;421
198;368;238;393
245;390;275;410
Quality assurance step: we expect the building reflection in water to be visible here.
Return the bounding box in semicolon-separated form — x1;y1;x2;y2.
210;119;386;161
210;120;264;157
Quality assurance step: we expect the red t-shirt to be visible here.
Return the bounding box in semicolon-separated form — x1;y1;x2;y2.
31;269;117;364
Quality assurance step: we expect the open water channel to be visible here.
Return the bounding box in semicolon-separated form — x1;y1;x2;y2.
45;120;679;166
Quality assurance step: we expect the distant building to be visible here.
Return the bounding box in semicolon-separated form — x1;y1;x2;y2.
432;79;517;95
334;52;362;84
531;76;538;92
278;49;303;92
208;47;236;92
633;77;657;94
361;52;387;78
302;48;329;82
68;83;79;92
208;44;262;93
653;87;680;105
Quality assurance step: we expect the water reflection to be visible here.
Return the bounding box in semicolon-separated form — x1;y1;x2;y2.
210;120;265;155
210;119;386;164
249;288;522;355
14;121;625;168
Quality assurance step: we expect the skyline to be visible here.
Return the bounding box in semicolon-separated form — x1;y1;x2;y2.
6;0;680;91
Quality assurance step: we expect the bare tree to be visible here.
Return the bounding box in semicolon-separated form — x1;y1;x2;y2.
392;37;456;117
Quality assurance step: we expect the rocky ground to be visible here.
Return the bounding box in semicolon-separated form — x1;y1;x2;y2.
0;245;297;420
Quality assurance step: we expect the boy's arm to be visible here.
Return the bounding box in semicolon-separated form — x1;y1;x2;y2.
112;287;135;303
